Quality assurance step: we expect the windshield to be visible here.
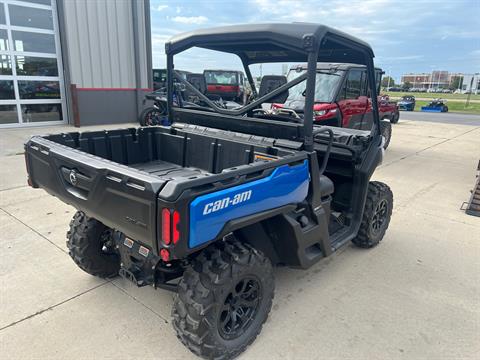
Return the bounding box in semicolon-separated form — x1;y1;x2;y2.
204;71;239;85
153;69;167;83
286;69;343;103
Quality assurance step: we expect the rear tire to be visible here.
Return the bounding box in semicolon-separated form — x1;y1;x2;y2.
172;240;274;359
66;211;120;278
380;121;392;149
390;110;400;124
352;181;393;248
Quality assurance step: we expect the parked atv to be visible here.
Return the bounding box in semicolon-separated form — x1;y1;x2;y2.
379;94;400;124
270;63;394;149
139;89;168;126
25;23;393;360
397;95;416;111
421;99;448;112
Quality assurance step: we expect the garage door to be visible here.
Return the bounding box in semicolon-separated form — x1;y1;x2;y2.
0;0;66;127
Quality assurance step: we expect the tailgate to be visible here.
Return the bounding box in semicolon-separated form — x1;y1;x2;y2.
25;137;166;249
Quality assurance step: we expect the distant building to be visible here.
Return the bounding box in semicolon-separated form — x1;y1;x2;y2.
400;71;478;91
461;74;480;93
401;71;451;89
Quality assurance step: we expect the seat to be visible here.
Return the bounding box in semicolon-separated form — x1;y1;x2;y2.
258;75;288;103
185;73;222;101
319;175;334;197
186;73;207;94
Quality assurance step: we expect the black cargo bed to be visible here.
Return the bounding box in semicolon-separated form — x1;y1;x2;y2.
131;159;210;178
25;125;304;251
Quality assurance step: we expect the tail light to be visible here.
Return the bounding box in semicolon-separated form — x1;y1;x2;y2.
172;210;180;244
161;208;171;244
161;208;181;245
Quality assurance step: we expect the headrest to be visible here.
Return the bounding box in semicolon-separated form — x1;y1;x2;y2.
186;73;207;94
259;75;288;103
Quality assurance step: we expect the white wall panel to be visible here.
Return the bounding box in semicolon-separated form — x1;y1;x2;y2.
61;0;149;89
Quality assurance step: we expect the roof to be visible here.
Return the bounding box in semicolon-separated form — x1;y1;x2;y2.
289;63;383;71
166;23;374;65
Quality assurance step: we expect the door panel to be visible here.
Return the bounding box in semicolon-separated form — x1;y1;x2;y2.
337;69;366;129
360;69;381;131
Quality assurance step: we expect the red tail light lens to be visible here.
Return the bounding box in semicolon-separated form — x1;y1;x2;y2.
172;210;180;244
161;208;171;244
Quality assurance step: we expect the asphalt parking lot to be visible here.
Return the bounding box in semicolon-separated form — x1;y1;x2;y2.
1;114;479;359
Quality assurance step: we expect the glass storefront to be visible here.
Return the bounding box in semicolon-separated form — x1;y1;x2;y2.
0;0;65;126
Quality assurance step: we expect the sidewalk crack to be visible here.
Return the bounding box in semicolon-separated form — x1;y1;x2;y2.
0;208;67;255
0;282;108;332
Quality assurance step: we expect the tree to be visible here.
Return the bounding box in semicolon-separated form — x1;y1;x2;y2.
449;76;462;91
402;81;412;90
381;76;395;88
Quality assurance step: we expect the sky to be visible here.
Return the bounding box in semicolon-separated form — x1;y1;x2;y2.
149;0;480;82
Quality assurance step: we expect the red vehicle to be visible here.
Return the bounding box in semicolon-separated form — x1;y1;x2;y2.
272;63;398;148
203;69;246;103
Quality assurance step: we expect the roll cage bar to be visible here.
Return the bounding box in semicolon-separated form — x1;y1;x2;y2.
165;23;381;152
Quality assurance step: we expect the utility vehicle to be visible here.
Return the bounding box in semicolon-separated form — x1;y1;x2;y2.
204;69;246;102
152;68;189;90
24;23;393;359
397;95;416;111
421;98;448;112
270;63;397;148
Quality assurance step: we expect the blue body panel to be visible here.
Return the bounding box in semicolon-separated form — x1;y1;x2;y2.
398;102;415;111
421;107;443;112
189;160;310;248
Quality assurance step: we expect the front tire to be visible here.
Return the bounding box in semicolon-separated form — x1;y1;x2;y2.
380;120;392;149
66;211;120;278
172;240;274;359
139;106;164;126
352;181;393;248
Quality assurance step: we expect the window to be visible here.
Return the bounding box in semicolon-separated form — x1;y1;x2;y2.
17;0;52;5
13;31;56;53
0;5;5;25
18;80;60;99
340;69;362;99
0;55;12;75
286;69;344;103
204;70;240;85
9;5;53;30
0;1;65;126
0;29;8;51
0;80;15;99
0;105;18;124
22;103;62;123
16;56;58;76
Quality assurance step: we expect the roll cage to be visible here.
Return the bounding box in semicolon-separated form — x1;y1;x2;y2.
164;23;381;151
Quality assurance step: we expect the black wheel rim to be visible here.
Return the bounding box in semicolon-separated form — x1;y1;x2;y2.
218;277;262;340
100;229;116;256
371;199;388;235
383;126;391;139
145;110;161;126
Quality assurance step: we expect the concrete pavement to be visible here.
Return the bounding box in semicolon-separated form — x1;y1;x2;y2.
1;116;479;359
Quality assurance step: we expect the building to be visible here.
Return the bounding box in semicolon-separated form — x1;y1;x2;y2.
0;0;152;128
461;73;480;93
401;71;451;89
401;71;479;92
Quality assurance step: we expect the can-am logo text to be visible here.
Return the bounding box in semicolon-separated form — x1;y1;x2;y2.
203;190;252;215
